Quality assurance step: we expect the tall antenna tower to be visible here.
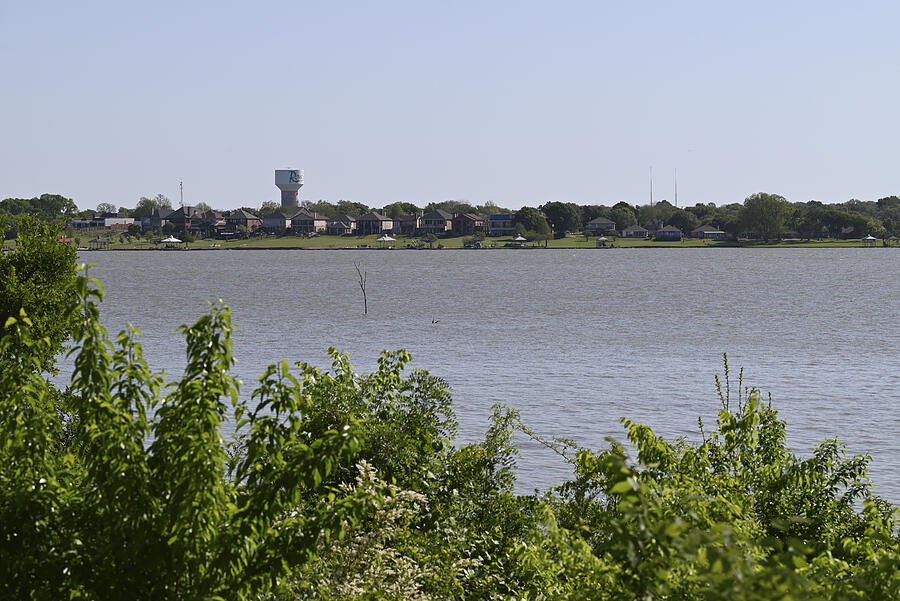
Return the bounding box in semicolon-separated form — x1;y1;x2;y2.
674;168;678;208
649;166;654;207
180;180;184;206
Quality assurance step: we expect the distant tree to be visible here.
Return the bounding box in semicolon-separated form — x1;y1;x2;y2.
533;230;553;247
127;223;142;237
840;198;879;218
34;194;78;219
740;192;792;241
117;207;131;217
667;209;700;233
636;200;676;226
133;194;172;220
540;202;581;236
194;202;212;213
95;202;116;214
513;207;550;235
0;194;76;223
477;201;513;215
684;202;717;223
336;200;370;218
876;195;900;210
383;202;420;218
425;200;476;215
301;200;339;217
579;205;609;223
609;206;637;229
258;201;281;216
713;204;743;237
423;233;437;249
797;210;826;240
0;198;33;215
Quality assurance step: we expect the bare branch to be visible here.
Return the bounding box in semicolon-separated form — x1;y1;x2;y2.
354;261;368;315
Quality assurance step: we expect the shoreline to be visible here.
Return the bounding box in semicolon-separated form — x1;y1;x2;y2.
75;242;897;251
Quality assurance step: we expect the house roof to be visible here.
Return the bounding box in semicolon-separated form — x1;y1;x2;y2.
422;209;452;220
622;224;648;232
264;212;292;220
587;216;615;225
454;212;484;221
691;223;719;233
166;206;201;220
228;209;260;220
292;209;327;220
358;211;392;221
335;213;357;222
659;225;682;232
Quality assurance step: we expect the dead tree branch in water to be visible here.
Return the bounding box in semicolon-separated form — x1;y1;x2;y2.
354;261;368;315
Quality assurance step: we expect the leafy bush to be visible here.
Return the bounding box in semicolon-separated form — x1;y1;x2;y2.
0;274;367;600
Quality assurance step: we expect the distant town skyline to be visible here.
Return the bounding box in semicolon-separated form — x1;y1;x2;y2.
2;1;898;211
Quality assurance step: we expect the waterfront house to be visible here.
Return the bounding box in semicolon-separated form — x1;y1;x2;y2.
327;214;357;235
70;212;135;231
199;210;227;237
452;212;486;235
146;208;173;230
655;225;683;241
326;219;354;236
584;216;616;234
291;209;328;234
489;214;515;236
643;220;664;238
356;212;394;235
226;209;262;233
420;210;453;235
393;213;420;236
166;206;203;234
691;224;725;240
621;224;649;238
262;212;293;232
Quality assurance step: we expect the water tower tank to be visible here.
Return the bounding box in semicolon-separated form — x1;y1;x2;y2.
275;169;304;208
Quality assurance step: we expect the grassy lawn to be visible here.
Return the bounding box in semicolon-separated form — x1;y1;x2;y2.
67;234;894;251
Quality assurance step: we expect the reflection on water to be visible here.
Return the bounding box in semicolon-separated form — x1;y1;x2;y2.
68;248;900;501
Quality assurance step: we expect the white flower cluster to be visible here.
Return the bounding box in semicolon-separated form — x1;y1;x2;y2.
296;461;479;600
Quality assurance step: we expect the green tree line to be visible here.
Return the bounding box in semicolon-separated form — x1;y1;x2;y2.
7;191;899;243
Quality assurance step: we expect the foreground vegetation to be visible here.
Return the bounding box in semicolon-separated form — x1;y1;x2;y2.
3;223;900;599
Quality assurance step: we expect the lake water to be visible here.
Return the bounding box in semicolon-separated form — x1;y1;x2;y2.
70;248;900;501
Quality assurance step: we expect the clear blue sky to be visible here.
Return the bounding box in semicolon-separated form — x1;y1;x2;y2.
2;1;898;211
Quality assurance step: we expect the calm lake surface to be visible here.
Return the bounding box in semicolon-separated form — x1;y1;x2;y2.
70;248;900;501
